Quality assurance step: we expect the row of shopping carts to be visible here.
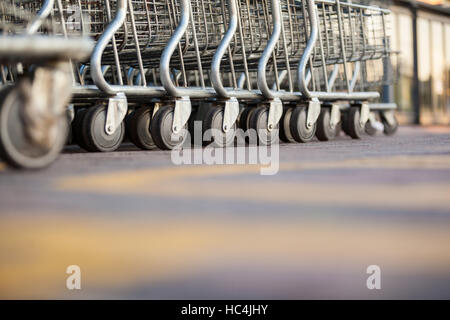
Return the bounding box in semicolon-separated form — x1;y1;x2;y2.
0;0;399;169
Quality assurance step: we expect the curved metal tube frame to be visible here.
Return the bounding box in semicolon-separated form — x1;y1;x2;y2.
27;0;55;35
257;0;282;100
84;0;384;104
160;0;190;98
91;0;128;95
211;0;238;98
298;0;319;100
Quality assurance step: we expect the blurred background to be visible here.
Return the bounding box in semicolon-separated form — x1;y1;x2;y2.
383;0;450;126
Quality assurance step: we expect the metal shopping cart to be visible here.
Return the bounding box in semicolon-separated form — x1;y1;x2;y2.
0;0;93;169
61;0;397;152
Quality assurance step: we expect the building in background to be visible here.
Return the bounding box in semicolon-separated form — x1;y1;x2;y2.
389;0;450;125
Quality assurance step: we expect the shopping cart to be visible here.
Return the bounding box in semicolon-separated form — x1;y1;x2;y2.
65;0;397;152
0;0;93;169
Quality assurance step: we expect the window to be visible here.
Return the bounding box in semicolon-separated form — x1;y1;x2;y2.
393;12;414;112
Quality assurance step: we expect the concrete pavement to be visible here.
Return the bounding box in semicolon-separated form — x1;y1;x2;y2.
0;126;449;299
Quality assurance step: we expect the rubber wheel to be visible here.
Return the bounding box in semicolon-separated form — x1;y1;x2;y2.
150;105;188;150
123;111;134;142
71;108;90;149
187;108;199;147
238;106;255;132
66;121;73;145
290;106;317;143
248;106;279;146
0;86;68;169
316;108;339;142
341;112;350;137
365;120;378;136
81;105;125;152
127;106;156;150
381;113;399;136
279;107;295;143
345;106;365;140
203;106;236;148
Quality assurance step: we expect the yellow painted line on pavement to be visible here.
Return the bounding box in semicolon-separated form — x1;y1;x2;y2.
57;154;450;190
281;155;450;170
422;126;450;134
1;214;450;299
55;155;450;211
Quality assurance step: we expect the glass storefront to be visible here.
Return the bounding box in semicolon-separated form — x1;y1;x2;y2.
391;12;414;118
390;2;450;125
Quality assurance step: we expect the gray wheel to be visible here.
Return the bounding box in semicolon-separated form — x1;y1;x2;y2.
127;106;157;150
72;108;89;150
381;112;399;136
187;107;199;147
316;108;339;141
0;86;68;169
341;112;350;137
81;104;125;152
238;106;255;132
203;106;236;148
150;106;188;150
248;106;279;146
290;106;316;143
345;106;365;140
280;107;295;143
365;120;378;136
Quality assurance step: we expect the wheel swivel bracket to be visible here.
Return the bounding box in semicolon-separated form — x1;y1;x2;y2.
222;97;239;133
267;98;283;132
330;104;341;130
105;92;128;136
359;102;370;127
382;110;397;127
172;96;192;134
307;98;321;129
67;104;75;124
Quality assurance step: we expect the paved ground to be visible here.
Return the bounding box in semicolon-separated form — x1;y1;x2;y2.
0;126;450;299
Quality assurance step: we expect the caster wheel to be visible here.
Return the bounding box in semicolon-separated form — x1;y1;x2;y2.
248;106;279;146
127;106;156;150
66;121;73;145
290;106;316;143
316;108;339;141
81;105;125;152
187;108;199;147
381;113;399;136
0;86;68;169
365;120;378;136
279;107;295;143
66;110;74;145
150;105;188;150
123;111;134;142
341;112;350;137
345;106;365;140
203;106;236;148
238;106;254;132
72;108;89;149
